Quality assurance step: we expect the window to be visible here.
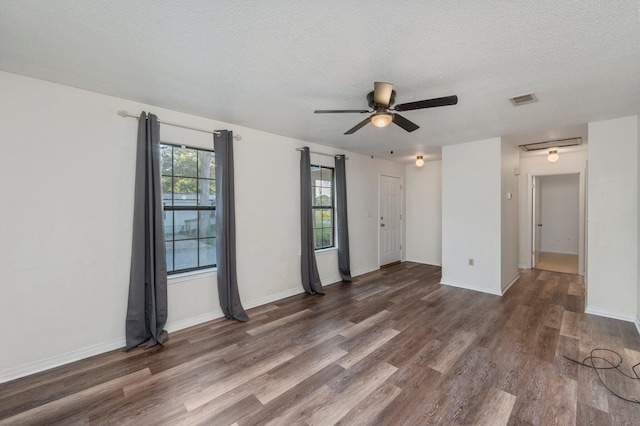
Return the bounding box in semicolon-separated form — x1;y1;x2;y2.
310;165;334;250
161;143;216;274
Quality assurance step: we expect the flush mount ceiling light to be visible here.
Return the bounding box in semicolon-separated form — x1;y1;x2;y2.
547;149;559;163
370;111;393;128
416;155;424;167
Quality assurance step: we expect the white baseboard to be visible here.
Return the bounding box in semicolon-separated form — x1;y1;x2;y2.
322;265;382;286
544;250;579;255
439;279;502;296
171;263;382;338
167;286;309;334
164;311;224;333
501;274;520;295
0;265;386;384
351;265;379;277
244;287;305;310
0;336;126;384
322;275;343;286
518;264;530;269
404;258;442;267
584;306;637;323
0;286;309;384
319;265;382;288
635;316;640;336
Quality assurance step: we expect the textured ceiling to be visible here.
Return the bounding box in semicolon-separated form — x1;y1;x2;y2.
1;1;639;162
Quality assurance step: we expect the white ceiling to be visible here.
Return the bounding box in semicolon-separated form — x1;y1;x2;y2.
1;1;638;163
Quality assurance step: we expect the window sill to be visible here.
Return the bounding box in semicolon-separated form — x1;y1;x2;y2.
168;268;216;285
314;247;338;255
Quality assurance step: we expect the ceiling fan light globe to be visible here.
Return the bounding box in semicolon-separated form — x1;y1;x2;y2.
416;156;424;167
371;113;393;128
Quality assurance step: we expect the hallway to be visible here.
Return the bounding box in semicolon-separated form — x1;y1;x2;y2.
535;251;579;275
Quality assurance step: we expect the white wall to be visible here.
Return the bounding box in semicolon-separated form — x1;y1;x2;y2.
0;71;404;381
587;115;638;321
501;142;520;291
405;160;442;265
442;138;502;295
538;174;580;254
518;150;588;270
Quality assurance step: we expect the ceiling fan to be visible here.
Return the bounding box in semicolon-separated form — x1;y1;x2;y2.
314;82;458;134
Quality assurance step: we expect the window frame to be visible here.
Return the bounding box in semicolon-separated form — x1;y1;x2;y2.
161;142;216;275
310;164;336;251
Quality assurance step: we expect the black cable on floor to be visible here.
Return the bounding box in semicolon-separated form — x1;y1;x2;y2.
564;348;640;404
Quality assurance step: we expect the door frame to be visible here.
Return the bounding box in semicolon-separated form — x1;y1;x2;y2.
526;169;586;275
378;173;404;267
532;176;541;268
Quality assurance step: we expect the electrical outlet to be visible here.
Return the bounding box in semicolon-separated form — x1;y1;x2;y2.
468;258;474;266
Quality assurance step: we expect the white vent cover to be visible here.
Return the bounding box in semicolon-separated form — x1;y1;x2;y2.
519;137;582;152
510;93;538;106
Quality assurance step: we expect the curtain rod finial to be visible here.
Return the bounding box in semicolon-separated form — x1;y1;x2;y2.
118;110;129;117
233;134;242;141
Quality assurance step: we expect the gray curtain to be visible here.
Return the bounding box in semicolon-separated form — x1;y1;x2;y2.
215;130;248;321
335;155;352;281
300;147;324;294
125;112;169;350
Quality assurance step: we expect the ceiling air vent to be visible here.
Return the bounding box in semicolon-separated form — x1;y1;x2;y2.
509;92;538;106
519;137;582;152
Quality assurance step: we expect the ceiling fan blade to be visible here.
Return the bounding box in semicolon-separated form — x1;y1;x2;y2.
394;95;458;112
344;117;371;134
392;114;419;132
374;82;394;106
314;109;370;113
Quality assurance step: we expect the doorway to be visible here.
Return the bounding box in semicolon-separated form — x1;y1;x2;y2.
531;173;581;274
379;174;402;267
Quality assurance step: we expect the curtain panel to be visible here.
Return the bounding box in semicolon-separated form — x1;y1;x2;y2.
300;147;324;294
215;130;249;321
335;155;352;281
125;112;169;350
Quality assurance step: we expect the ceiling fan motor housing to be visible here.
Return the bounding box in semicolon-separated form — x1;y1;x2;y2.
367;90;396;108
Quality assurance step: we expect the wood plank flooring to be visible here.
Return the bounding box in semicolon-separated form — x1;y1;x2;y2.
2;263;640;425
535;251;579;274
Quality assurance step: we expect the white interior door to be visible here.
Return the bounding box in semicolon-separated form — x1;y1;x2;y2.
379;175;402;266
532;176;542;267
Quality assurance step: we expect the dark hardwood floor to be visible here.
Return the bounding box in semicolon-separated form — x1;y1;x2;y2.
2;263;640;425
